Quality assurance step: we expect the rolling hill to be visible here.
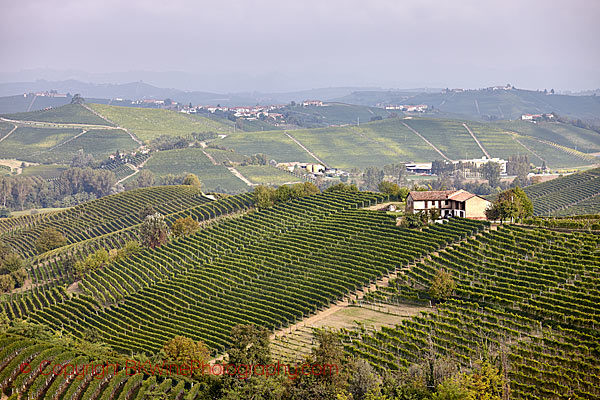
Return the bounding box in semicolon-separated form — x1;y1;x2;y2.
218;117;599;170
2;103;113;126
88;103;233;141
335;88;600;123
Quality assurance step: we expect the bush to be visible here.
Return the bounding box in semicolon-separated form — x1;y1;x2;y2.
172;216;200;237
35;228;67;254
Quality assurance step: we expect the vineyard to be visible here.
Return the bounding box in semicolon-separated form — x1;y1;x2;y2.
10;192;488;357
340;224;600;399
0;185;211;256
0;335;196;400
524;167;600;215
2;104;113;126
88;104;232;141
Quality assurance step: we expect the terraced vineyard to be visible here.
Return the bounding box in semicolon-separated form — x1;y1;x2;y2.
19;193;486;356
0;335;196;400
340;224;600;399
524;167;600;215
0;193;255;322
0;185;212;256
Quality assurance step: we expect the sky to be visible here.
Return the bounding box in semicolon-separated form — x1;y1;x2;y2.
1;0;599;92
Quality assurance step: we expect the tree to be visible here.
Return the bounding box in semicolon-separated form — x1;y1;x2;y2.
139;213;170;249
70;94;85;104
0;207;11;218
138;205;156;220
481;162;501;188
135;170;155;188
253;185;276;209
163;335;210;371
429;269;456;303
182;173;202;189
377;181;402;200
35;228;67;254
349;359;382;400
171;216;200;237
74;248;110;277
485;187;533;222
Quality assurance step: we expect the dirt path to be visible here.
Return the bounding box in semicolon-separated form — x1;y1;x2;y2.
201;149;218;165
27;95;37;112
116;156;150;185
0;123;17;143
474;99;481;115
227;166;255;186
463;123;490;158
402;121;453;162
0;116;113;130
511;134;548;166
81;104;144;146
42;129;88;153
285;133;329;167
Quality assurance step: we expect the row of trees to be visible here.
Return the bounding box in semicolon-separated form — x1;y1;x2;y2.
254;182;320;209
0;168;117;212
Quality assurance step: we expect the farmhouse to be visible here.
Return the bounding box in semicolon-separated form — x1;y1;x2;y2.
405;190;491;220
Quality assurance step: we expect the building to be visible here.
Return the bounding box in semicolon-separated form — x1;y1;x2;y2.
302;100;324;107
405;190;492;220
455;156;508;175
406;163;433;174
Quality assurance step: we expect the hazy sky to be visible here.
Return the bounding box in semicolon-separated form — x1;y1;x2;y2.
1;0;599;92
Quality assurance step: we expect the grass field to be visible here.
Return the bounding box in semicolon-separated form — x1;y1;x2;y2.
3;104;113;126
278;102;391;127
141;148;249;193
89;103;232;141
514;135;594;169
236;165;305;185
20;164;69;178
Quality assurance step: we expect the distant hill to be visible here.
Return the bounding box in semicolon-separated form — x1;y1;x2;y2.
335;88;600;123
274;102;392;128
88;103;232;141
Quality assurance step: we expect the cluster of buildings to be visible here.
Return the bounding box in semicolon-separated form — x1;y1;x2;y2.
277;162;346;178
27;91;68;98
302;100;325;107
178;104;286;121
382;104;429;112
521;113;555;122
406;156;508;176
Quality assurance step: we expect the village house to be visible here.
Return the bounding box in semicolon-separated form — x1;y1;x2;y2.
302;100;324;107
405;190;492;220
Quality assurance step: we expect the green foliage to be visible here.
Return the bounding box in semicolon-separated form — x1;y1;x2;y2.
254;185;277;209
378;181;406;200
481;162;501;188
35;227;67;254
486;187;533;222
182;173;202;189
139;213;170;249
325;183;359;193
171;216;200;237
74;248;110;277
429;269;456;302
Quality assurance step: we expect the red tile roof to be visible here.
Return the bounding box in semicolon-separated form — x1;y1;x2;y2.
408;189;477;202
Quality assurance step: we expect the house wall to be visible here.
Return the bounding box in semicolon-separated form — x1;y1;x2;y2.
465;197;492;220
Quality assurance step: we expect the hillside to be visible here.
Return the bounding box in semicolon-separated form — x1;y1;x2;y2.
338;224;600;398
275;102;391;127
218;117;599;169
2;103;113;126
0;185;210;256
139;147;250;193
335;88;600;123
524;167;600;215
88;103;232;141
